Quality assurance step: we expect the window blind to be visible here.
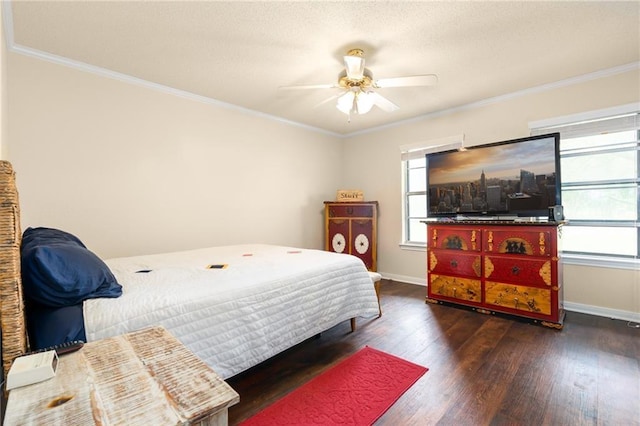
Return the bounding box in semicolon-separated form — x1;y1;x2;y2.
399;134;464;161
531;113;639;139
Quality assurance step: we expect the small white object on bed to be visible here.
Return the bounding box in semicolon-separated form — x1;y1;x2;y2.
84;244;380;379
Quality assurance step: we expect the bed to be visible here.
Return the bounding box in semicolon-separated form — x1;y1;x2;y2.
0;160;380;382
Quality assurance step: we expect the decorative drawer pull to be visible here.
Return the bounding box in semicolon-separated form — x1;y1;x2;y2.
347;207;354;215
453;287;457;297
514;297;519;308
511;266;520;275
450;260;458;268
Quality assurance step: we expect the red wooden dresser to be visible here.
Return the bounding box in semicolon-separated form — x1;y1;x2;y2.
426;221;564;328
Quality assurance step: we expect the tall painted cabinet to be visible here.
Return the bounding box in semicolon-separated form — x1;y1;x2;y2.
324;201;378;271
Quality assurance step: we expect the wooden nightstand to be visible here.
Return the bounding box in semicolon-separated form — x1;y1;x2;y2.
3;326;239;425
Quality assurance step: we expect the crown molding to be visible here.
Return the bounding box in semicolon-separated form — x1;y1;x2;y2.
2;0;14;48
1;1;340;138
347;61;640;137
3;1;637;139
10;43;342;138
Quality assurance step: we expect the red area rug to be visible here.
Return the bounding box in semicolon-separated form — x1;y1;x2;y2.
240;346;428;425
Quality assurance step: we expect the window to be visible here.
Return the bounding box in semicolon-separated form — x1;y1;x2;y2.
400;136;464;246
531;107;639;261
404;157;427;244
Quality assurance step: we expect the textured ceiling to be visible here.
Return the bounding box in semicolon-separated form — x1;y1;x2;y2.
7;1;640;135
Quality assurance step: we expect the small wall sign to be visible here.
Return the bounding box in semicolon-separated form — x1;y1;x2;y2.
336;190;364;202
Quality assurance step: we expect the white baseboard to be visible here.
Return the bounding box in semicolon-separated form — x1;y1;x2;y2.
563;301;640;323
379;272;640;324
379;272;425;287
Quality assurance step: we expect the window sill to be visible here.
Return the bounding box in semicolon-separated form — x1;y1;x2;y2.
399;243;426;252
563;253;639;271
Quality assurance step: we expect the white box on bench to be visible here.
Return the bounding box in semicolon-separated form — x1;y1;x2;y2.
6;350;57;390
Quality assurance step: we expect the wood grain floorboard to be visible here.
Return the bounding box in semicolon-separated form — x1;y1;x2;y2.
226;280;640;425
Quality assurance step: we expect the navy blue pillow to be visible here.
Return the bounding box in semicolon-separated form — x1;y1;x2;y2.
22;226;86;249
25;300;86;350
21;227;122;307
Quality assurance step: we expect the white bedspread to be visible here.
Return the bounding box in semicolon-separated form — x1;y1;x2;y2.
84;244;380;378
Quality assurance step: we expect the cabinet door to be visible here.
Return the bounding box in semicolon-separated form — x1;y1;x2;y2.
351;219;375;270
327;219;350;254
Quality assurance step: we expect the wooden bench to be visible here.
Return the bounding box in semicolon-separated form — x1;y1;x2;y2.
369;271;383;317
3;326;239;425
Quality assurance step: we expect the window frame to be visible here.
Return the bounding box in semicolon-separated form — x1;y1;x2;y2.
400;136;464;248
399;106;640;269
529;103;640;268
402;157;428;247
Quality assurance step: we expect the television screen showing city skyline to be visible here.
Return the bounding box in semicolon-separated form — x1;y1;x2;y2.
427;134;560;217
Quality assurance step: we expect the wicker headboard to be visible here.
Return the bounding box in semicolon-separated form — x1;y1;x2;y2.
0;160;29;383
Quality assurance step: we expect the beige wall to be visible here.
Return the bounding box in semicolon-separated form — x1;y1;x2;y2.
8;53;344;258
6;46;640;320
1;4;7;159
342;69;640;319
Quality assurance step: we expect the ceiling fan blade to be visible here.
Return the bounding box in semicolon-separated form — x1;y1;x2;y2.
370;92;399;112
278;83;339;91
313;94;340;109
374;74;438;88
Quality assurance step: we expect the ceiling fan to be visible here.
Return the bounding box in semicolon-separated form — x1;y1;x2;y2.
279;48;438;118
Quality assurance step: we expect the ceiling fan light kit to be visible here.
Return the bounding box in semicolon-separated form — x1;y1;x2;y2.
336;49;376;117
336;89;375;115
343;48;365;81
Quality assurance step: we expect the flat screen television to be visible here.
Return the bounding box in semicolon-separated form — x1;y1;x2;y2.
426;133;561;219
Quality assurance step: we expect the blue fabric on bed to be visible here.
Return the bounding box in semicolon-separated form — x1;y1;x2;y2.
22;226;86;248
25;300;86;350
21;227;122;307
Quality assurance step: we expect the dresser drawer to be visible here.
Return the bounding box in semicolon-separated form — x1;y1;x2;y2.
484;228;553;257
327;204;375;218
485;281;551;315
429;274;481;303
429;250;481;278
428;226;481;251
485;256;554;287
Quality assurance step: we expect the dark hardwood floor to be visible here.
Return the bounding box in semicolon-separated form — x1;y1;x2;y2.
227;280;640;425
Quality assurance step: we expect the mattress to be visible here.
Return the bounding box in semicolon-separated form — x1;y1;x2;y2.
84;244;380;378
